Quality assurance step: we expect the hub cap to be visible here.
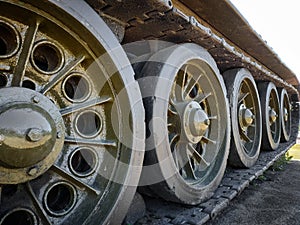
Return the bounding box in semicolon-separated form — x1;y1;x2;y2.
181;101;210;144
269;107;278;124
239;104;254;131
0;88;64;182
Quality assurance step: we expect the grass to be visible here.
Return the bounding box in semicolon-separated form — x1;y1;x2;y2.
251;152;293;186
270;153;293;171
287;144;300;161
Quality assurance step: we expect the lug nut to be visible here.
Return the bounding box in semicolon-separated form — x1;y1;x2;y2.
27;167;38;176
32;96;40;103
57;131;62;139
27;128;43;142
204;119;210;126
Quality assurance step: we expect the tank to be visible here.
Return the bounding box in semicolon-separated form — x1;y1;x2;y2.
0;0;298;224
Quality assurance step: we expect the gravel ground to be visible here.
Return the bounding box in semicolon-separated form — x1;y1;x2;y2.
206;159;300;225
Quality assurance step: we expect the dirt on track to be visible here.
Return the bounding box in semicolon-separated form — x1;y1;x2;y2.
206;160;300;225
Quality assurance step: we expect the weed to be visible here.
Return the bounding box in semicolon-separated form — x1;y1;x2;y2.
270;153;293;171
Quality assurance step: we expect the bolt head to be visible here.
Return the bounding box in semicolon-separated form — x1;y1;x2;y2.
27;167;38;176
57;131;62;139
27;128;43;142
32;96;40;103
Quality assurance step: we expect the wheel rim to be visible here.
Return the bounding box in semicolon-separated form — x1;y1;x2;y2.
0;1;144;224
169;60;225;184
280;89;291;142
237;79;261;155
268;87;280;147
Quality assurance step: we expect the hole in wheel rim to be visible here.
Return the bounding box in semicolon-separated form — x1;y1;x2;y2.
0;208;37;225
75;110;102;138
22;80;36;90
31;40;64;74
69;147;98;177
0;21;20;58
44;181;76;216
62;73;91;102
0;73;8;87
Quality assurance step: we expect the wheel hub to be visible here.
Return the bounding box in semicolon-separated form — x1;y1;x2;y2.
0;87;65;184
182;101;210;144
239;104;254;130
269;107;277;124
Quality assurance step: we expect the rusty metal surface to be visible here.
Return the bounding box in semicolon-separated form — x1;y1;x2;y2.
86;0;300;96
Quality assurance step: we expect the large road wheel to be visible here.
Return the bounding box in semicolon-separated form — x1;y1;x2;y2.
138;43;230;204
223;68;262;168
0;1;144;224
257;82;281;150
279;88;291;142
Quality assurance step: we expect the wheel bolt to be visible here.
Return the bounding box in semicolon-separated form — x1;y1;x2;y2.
204;119;210;126
27;167;38;176
32;96;40;103
57;131;62;139
27;128;43;142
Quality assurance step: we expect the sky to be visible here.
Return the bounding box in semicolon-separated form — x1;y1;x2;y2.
229;0;300;78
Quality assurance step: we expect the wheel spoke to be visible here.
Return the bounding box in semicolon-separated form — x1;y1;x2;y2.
208;115;218;120
242;144;249;155
187;144;210;169
201;136;216;145
12;22;39;86
60;96;112;116
238;92;250;103
41;55;85;94
168;101;178;115
26;183;52;225
51;165;100;195
183;73;202;99
65;136;117;147
240;130;253;143
194;92;212;103
173;65;189;101
176;143;197;180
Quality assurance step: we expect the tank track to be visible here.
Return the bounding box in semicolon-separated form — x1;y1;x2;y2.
87;0;298;97
85;0;300;224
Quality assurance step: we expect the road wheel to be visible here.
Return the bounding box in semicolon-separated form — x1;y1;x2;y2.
279;88;291;142
257;82;281;150
138;43;230;204
223;69;262;168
